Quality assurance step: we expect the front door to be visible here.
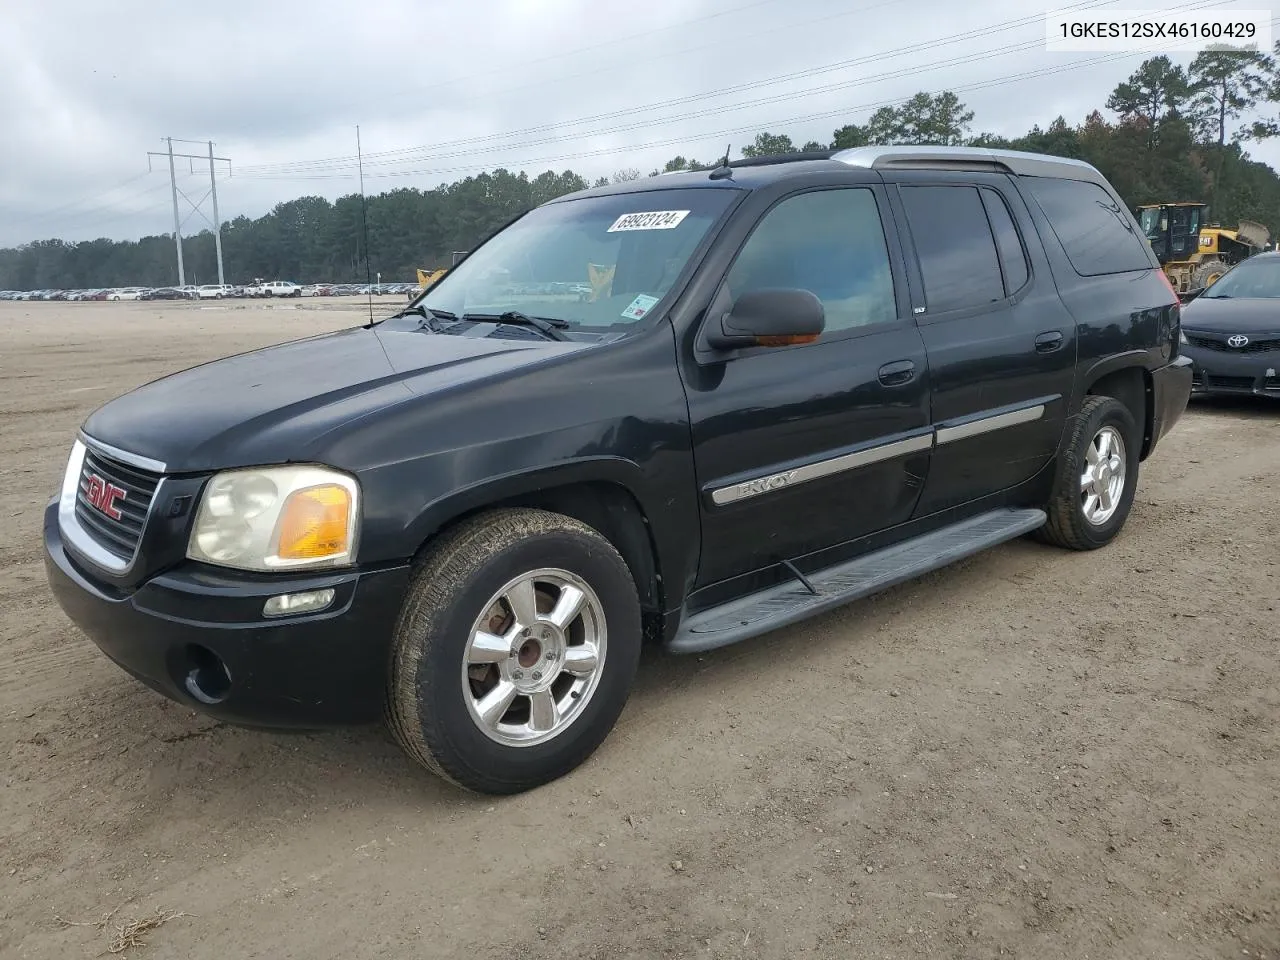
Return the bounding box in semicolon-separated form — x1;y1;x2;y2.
885;174;1079;516
680;184;933;590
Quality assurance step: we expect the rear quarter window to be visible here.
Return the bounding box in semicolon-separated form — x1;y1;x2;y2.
1024;177;1153;277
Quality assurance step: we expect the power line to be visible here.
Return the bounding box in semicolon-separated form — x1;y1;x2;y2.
236;0;1109;177
5;172;154;229
239;34;1057;180
290;0;828;127
234;11;1232;186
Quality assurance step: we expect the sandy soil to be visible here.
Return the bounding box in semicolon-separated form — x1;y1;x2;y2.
1;299;1278;960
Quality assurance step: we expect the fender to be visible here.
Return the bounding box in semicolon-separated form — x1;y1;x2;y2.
395;455;699;615
1069;350;1156;458
1078;349;1155;392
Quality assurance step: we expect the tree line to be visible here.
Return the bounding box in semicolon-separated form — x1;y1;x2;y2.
6;48;1280;291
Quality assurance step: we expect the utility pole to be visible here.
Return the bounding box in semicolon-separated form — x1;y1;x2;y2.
208;140;224;286
166;138;185;286
148;138;231;288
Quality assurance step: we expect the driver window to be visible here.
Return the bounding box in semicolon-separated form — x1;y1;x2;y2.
725;188;897;334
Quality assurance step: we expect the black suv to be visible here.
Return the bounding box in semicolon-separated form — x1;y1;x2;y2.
43;146;1193;794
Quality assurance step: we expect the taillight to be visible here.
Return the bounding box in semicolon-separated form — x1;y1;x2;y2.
1155;268;1179;302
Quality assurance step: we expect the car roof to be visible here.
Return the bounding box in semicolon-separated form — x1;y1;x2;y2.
555;146;1111;204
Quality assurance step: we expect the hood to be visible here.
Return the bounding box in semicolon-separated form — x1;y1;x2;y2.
81;322;588;473
1181;296;1280;335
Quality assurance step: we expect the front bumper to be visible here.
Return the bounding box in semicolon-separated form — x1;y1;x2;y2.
43;501;410;728
1182;343;1280;398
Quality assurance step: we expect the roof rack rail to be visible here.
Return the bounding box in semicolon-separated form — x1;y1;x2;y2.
829;145;1104;184
726;150;838;168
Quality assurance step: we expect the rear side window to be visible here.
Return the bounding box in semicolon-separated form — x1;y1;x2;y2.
980;188;1030;295
899;185;1005;313
1024;177;1152;276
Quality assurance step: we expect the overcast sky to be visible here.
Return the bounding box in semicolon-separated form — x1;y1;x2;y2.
3;0;1279;249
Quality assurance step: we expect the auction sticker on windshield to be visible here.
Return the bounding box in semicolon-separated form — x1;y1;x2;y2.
607;210;690;232
621;294;660;320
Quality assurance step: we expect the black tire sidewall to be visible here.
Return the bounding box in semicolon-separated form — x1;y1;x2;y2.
1069;399;1140;547
412;530;641;791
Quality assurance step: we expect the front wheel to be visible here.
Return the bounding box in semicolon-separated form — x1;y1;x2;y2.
387;508;642;794
1037;395;1140;550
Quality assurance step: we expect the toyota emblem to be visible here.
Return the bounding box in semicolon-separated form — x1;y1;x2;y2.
1227;334;1250;348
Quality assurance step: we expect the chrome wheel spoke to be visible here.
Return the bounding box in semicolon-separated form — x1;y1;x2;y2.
468;630;510;664
462;568;608;748
547;585;586;631
504;578;540;629
528;690;559;732
477;680;518;727
1083;493;1100;520
1080;426;1126;526
563;643;599;678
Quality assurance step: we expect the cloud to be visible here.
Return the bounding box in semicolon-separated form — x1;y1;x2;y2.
2;0;1278;247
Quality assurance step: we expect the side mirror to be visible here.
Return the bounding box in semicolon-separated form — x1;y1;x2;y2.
707;287;825;350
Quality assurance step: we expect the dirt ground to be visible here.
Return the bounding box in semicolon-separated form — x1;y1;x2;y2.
1;299;1278;960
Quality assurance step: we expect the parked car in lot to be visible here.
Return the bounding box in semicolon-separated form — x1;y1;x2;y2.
43;146;1191;795
1179;251;1280;398
197;284;234;300
140;287;190;301
261;280;302;298
107;288;147;301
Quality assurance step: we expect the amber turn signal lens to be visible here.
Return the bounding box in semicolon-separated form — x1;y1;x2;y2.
275;485;352;560
755;334;820;347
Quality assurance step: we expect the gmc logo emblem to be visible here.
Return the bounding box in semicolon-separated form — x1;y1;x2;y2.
85;474;126;521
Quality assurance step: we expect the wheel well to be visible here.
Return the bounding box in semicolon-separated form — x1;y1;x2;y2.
416;482;665;639
1085;366;1153;458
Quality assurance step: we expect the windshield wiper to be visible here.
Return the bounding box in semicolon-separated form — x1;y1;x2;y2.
463;310;572;341
387;303;459;331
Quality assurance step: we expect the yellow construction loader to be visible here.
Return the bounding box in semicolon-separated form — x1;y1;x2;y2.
416;268;448;290
1137;202;1270;292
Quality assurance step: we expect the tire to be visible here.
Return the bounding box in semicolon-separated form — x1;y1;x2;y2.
1192;259;1229;289
386;508;642;794
1036;395;1140;551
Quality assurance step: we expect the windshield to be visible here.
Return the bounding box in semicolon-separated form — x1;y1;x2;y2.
1201;258;1280;298
1139;207;1161;239
415;187;738;334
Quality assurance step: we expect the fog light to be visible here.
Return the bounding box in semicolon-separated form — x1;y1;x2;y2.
263;588;335;617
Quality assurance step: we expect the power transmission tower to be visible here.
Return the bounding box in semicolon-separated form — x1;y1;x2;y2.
147;138;231;286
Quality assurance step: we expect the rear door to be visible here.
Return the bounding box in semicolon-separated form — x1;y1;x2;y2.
884;172;1079;516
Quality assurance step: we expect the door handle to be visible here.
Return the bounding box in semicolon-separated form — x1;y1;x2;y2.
1035;330;1065;353
877;359;916;386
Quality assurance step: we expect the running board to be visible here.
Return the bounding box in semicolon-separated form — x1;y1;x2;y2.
668;508;1046;655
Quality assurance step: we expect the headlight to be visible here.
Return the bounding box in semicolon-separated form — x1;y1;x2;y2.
186;465;360;572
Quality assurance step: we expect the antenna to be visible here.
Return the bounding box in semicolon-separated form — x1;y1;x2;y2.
708;144;734;181
357;125;374;326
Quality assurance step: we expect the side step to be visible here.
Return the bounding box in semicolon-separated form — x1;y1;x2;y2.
668;508;1046;655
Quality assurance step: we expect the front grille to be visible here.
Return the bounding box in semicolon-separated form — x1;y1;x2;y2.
74;448;161;560
1186;334;1280;354
1205;374;1257;392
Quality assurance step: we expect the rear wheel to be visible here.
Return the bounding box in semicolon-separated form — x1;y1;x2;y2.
386;508;642;794
1036;395;1140;551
